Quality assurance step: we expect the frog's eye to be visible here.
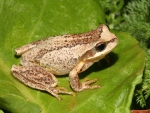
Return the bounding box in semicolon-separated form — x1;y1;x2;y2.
95;42;106;51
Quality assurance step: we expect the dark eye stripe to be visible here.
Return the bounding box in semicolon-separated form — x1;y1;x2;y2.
95;38;117;51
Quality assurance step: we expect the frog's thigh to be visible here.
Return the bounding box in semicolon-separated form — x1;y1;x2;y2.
69;61;100;92
11;65;58;88
11;65;73;100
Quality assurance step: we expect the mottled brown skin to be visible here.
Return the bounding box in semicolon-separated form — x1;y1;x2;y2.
11;24;118;100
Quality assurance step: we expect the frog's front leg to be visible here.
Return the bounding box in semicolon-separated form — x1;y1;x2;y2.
11;65;73;100
69;61;101;92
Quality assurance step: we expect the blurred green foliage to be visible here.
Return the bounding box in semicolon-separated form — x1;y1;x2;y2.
99;0;150;109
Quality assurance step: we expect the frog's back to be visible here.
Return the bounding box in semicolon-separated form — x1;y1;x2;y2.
22;29;99;59
21;30;100;75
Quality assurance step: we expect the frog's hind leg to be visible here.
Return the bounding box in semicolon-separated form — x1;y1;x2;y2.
11;65;73;100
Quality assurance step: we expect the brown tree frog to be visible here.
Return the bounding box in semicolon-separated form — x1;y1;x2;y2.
11;24;118;100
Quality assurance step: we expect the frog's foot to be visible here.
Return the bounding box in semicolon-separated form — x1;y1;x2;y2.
48;87;75;100
79;78;100;91
82;78;100;87
70;75;101;92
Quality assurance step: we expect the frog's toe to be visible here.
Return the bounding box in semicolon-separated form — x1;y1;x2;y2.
57;87;75;96
48;87;75;100
82;84;101;90
82;78;98;84
81;78;101;90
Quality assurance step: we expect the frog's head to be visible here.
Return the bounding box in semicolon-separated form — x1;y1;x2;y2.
87;24;118;62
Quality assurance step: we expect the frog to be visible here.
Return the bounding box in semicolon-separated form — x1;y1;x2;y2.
11;24;118;100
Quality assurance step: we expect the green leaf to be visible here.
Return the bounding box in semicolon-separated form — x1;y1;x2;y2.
0;110;4;113
0;0;145;113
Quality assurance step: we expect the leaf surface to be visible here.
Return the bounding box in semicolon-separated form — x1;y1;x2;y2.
0;0;145;113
